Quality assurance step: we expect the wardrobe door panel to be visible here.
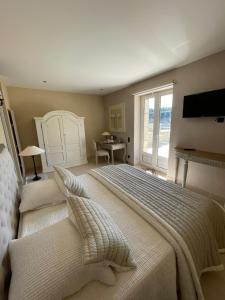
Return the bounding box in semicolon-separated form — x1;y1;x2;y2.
42;115;65;166
62;116;82;162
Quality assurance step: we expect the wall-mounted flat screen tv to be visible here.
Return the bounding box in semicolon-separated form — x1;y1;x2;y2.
183;88;225;118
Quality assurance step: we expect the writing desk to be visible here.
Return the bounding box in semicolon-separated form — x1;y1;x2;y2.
174;147;225;187
100;142;126;164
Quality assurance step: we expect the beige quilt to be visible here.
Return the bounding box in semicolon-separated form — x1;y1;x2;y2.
19;174;177;300
89;164;225;300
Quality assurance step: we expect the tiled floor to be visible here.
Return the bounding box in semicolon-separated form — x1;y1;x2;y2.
68;159;111;175
50;160;225;300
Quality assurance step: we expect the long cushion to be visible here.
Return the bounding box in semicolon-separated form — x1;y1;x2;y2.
54;166;89;198
67;196;136;272
19;178;66;213
9;219;116;300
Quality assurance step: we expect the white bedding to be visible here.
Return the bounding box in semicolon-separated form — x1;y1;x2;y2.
18;174;177;300
18;203;68;238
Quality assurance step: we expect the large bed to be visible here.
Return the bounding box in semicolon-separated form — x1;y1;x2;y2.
0;145;225;300
18;174;177;300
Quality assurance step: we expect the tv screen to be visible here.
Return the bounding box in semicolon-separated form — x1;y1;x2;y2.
183;88;225;118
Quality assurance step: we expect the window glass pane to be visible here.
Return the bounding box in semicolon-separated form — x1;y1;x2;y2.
157;94;173;160
143;97;154;155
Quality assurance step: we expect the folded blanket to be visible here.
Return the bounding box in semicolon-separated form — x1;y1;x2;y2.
89;164;225;300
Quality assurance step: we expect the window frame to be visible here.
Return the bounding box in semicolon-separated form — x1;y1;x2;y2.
140;88;173;172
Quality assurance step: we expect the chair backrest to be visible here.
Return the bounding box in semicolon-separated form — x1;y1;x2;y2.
92;140;97;152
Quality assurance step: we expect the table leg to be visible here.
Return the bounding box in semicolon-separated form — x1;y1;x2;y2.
175;157;179;183
182;160;188;188
111;149;114;164
123;146;126;162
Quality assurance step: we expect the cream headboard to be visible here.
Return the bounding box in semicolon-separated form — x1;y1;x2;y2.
0;144;20;299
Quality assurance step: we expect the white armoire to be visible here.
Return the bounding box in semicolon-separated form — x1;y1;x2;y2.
34;110;88;172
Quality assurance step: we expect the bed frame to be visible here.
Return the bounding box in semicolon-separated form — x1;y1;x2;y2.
0;144;20;299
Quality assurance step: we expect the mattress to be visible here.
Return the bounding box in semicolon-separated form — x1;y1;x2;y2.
18;174;177;300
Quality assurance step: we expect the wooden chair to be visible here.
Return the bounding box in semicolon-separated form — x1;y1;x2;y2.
92;140;110;165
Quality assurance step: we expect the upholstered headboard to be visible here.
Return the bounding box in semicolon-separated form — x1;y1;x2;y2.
0;144;20;299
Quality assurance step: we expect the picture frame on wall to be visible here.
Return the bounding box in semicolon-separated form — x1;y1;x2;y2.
109;103;126;132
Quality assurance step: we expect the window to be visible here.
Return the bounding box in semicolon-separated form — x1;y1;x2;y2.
140;89;173;171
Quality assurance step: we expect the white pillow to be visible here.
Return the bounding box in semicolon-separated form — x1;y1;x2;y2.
67;196;136;272
54;171;70;197
9;220;116;300
19;178;67;213
54;166;89;198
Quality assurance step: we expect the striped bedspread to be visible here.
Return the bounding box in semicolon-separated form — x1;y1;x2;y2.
89;164;225;300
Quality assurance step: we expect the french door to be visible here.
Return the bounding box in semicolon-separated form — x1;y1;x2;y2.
141;89;173;171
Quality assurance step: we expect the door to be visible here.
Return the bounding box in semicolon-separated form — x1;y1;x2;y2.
141;89;173;171
42;115;66;166
0;108;8;147
0;87;23;182
8;110;26;177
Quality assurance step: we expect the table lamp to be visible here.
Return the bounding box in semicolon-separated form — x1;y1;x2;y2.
101;131;111;141
19;146;45;181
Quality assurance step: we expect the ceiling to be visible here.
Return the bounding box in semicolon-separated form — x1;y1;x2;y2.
0;0;225;95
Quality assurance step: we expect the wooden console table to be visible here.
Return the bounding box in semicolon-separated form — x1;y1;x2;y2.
174;147;225;187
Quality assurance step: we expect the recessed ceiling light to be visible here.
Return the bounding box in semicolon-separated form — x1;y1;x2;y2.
42;80;47;83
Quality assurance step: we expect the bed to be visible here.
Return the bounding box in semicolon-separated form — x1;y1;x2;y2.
0;144;225;300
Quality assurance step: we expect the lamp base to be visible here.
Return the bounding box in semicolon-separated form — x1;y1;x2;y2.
32;175;42;181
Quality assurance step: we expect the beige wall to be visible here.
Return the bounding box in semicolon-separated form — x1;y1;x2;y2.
8;87;105;172
103;50;225;200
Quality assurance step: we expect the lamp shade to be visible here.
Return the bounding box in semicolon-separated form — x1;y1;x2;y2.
101;131;111;136
19;146;45;157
